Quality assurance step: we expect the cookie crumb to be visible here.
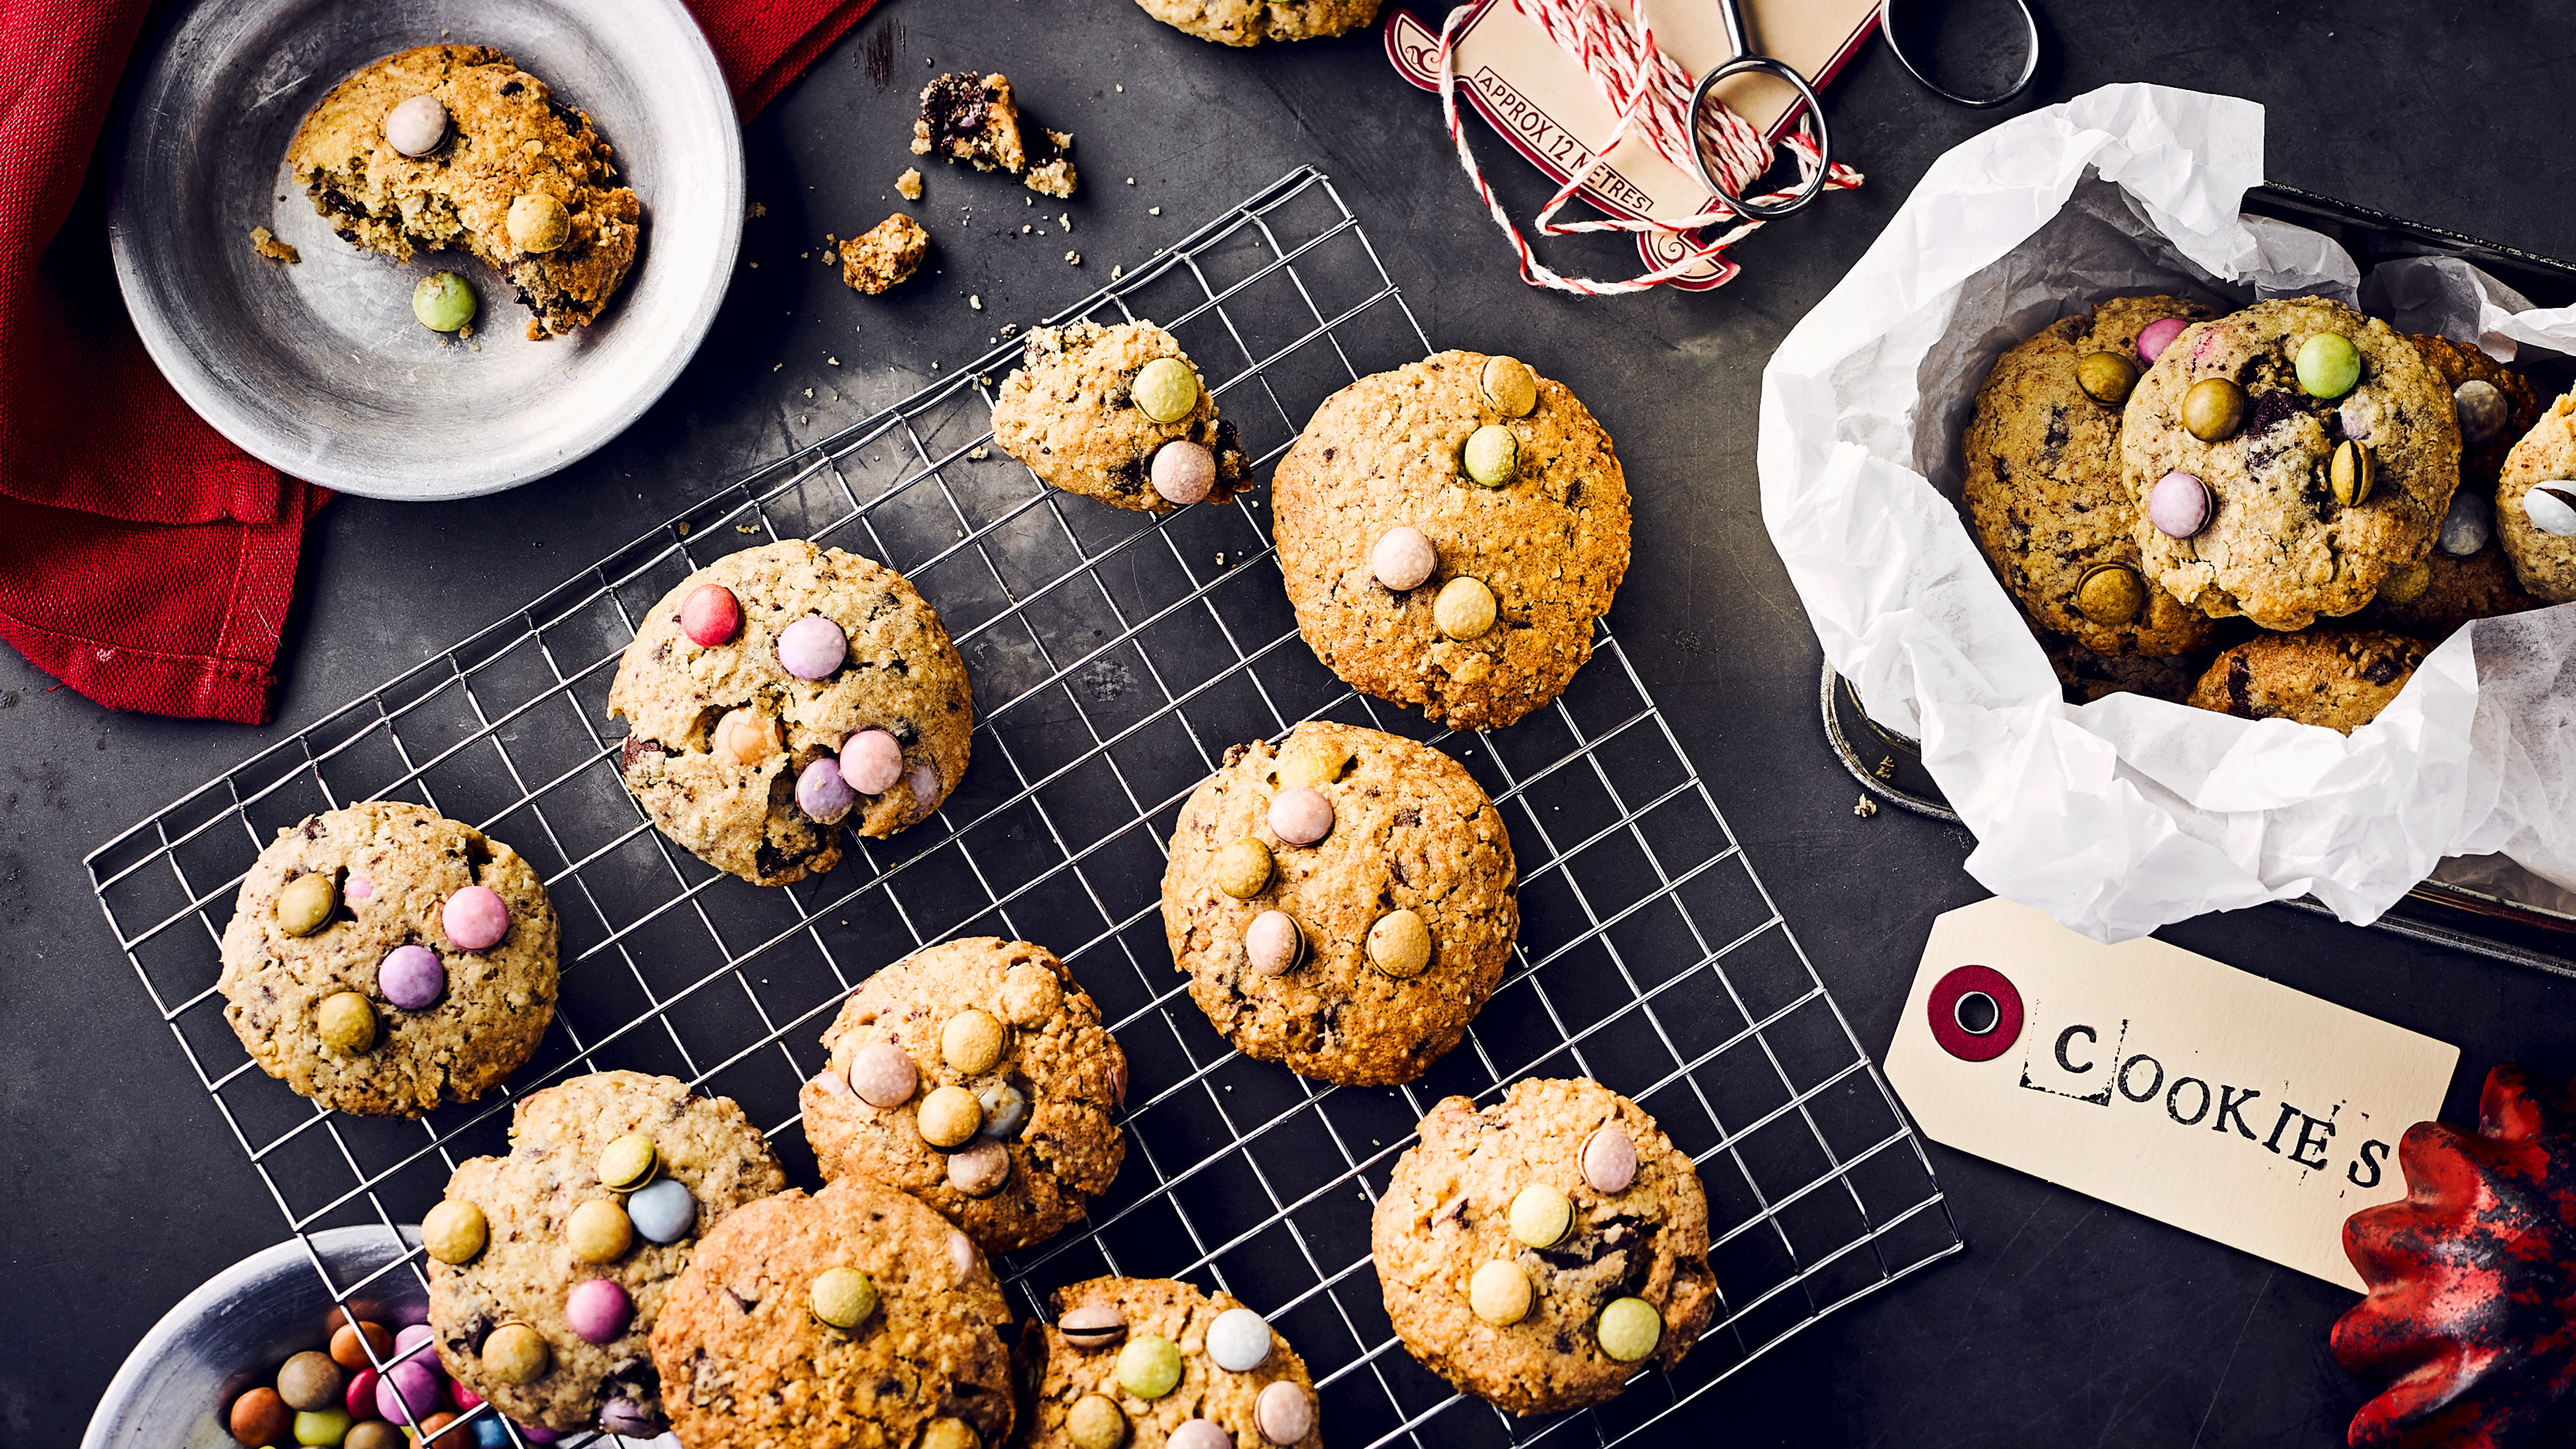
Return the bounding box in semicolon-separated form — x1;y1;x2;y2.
969;294;983;310
1065;252;1081;266
1110;265;1124;282
1148;207;1162;216
1853;796;1878;818
1059;213;1071;231
747;201;767;218
247;226;299;264
1875;755;1895;780
736;525;761;535
969;445;989;460
896;167;924;201
827;356;840;366
676;521;693;537
839;214;930;295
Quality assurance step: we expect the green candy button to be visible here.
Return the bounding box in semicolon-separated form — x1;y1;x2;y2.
1597;1296;1662;1362
413;272;476;333
2296;332;2361;399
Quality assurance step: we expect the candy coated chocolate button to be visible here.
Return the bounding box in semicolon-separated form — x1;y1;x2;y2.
506;193;570;254
393;1322;439;1365
1243;910;1305;977
277;873;335;936
1275;739;1350;790
1065;1394;1126;1449
480;1324;548;1385
777;615;848;680
383;95;449;156
1267;786;1333;846
1206;1306;1273;1372
2181;377;2245;441
1433;576;1497;640
2455;380;2509;445
2524;484;2576;536
318;991;376;1055
947;1139;1011;1197
1167;1420;1230;1449
977;1079;1030;1140
566;1198;633;1263
346;875;374;902
1000;964;1062;1025
680;585;742;646
375;1360;439;1422
943;1008;1007;1074
2072;564;2145;627
811;1267;879;1328
2076;351;2139;404
2297;332;2362;399
329;1320;390;1370
1254;1382;1315;1445
291;1407;352;1446
341;1367;376;1421
1116;1335;1183;1398
1596;1297;1661;1362
1468;1260;1533;1325
405;1411;457;1445
627;1177;697;1243
918;1084;983;1147
468;1419;511;1449
947;1231;979;1285
920;1418;979;1449
1132;358;1201;424
277;1351;343;1411
445;1378;480;1410
422;1199;487;1264
231;1387;292;1446
2147;471;2212;539
1371;526;1436;591
598;1400;658;1437
378;945;445;1011
2135;316;2188;365
2440;492;2493;556
1059;1305;1127;1349
344;1421;402;1449
1508;1183;1572;1248
1481;356;1538;417
848;1041;919;1107
443;885;508;951
1366;909;1432;979
597;1132;658;1191
1152;439;1218;505
564;1279;632;1344
412;272;474;333
1462;425;1519;487
1582;1126;1638;1193
839;729;904;794
1214;837;1273;899
715;708;781;766
906;761;944;820
797;757;855;824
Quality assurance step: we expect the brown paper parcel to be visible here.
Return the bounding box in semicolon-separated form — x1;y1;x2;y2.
1884;898;2457;1291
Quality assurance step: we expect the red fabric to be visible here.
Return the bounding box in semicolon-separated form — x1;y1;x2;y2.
0;0;879;725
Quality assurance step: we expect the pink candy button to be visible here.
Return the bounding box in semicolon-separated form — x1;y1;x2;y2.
2135;316;2189;366
839;729;904;795
441;886;508;951
1267;787;1334;846
848;1040;920;1108
680;584;743;647
565;1279;633;1344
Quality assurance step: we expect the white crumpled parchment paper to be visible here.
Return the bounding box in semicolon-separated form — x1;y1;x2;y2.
1760;82;2576;942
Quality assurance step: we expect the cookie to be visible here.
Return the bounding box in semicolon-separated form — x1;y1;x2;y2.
216;802;557;1118
285;45;641;336
648;1177;1016;1449
1962;296;2220;657
1134;0;1383;44
910;72;1077;199
840;214;928;295
1160;721;1515;1086
1372;1078;1717;1415
2122;297;2463;631
799;937;1126;1253
989;320;1250;513
2410;334;2544;499
606;539;973;886
2185;629;2430;733
1018;1277;1322;1449
2355;543;2543;639
2496;391;2576;603
427;1071;786;1434
1272;352;1631;731
2042;632;2210;705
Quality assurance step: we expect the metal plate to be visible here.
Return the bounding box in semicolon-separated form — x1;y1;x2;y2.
107;0;743;501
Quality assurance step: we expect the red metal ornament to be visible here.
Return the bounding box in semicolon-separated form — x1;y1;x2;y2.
2332;1065;2576;1448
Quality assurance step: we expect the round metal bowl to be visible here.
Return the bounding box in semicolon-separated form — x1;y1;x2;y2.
107;0;743;500
82;1226;423;1449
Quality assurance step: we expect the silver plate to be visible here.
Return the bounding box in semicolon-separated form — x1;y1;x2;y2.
108;0;743;501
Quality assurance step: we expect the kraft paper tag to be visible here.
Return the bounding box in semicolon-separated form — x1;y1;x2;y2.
1884;898;2459;1291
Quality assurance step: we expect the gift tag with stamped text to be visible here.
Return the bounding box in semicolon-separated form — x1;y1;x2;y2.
1884;898;2459;1291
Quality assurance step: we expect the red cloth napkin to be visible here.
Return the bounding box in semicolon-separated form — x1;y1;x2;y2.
0;0;881;724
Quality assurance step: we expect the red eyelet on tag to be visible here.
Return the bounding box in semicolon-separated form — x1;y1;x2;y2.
1928;965;2023;1063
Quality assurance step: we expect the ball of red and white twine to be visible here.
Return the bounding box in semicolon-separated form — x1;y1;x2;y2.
1436;0;1863;294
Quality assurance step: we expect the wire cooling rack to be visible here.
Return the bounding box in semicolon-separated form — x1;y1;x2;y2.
90;166;1961;1448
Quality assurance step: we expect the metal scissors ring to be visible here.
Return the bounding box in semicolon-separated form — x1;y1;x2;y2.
1684;0;1836;221
1880;0;2041;108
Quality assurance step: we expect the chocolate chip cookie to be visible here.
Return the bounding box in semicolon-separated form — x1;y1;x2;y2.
2497;390;2576;603
427;1071;786;1434
1373;1077;1717;1415
2122;298;2462;631
2411;333;2542;498
910;72;1076;199
606;539;974;887
217;802;557;1118
2043;632;2212;705
649;1177;1017;1449
2355;544;2543;639
1160;721;1516;1086
1018;1277;1322;1449
285;45;640;336
1271;352;1631;732
2185;629;2431;733
989;320;1250;512
1962;296;2220;657
798;937;1126;1254
1134;0;1383;44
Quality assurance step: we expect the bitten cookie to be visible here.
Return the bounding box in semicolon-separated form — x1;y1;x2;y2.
606;539;973;886
910;71;1075;198
2496;391;2576;603
2122;297;2462;631
427;1071;786;1435
1018;1278;1322;1449
1272;352;1631;731
1160;721;1515;1086
649;1178;1016;1449
1134;0;1383;44
285;45;641;335
1373;1078;1717;1415
217;802;557;1118
2185;629;2431;733
989;320;1250;512
1961;296;2219;657
799;938;1126;1253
